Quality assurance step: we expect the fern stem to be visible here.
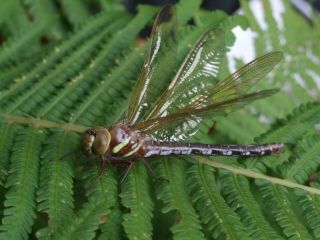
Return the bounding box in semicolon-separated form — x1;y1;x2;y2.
195;156;320;195
3;114;87;132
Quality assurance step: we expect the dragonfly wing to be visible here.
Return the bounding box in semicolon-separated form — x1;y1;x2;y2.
210;51;283;102
133;52;282;141
134;89;279;141
125;5;175;124
144;29;226;121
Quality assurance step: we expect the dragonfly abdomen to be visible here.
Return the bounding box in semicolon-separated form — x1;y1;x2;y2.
144;141;284;157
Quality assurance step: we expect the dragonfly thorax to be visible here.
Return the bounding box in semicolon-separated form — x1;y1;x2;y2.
81;127;111;156
109;124;144;158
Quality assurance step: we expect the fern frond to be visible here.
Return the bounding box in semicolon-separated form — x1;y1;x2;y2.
0;12;124;104
4;5;154;119
3;27;109;114
284;102;320;126
241;0;320;105
120;162;154;240
283;134;320;183
176;0;201;24
99;0;124;12
98;201;124;240
187;163;249;239
34;16;131;120
155;159;205;240
259;183;311;239
0;1;319;239
260;1;282;50
26;0;59;21
238;0;263;34
69;46;145;126
0;123;19;185
53;167;118;240
36;130;77;238
1;5;29;37
36;4;155;124
0;19;54;67
194;10;229;28
24;0;65;40
0;0;20;25
221;173;283;239
246;102;320;172
299;184;320;239
59;0;91;29
0;127;43;240
0;53;44;91
210;110;269;143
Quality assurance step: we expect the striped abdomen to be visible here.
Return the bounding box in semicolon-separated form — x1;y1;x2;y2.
144;141;284;157
108;124;284;159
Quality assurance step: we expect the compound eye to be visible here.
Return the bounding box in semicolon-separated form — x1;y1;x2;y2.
91;128;111;155
82;130;96;156
86;129;96;136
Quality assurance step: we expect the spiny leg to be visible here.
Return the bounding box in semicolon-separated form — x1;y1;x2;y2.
109;159;168;183
119;162;134;184
142;159;169;183
85;155;108;191
109;159;135;183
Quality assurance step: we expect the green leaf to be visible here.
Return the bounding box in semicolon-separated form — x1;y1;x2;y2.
0;127;44;239
53;167;118;240
259;184;312;239
187;163;250;239
156;159;206;240
121;162;154;240
0;1;319;239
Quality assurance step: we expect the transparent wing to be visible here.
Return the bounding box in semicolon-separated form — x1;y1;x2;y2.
210;51;283;102
144;29;226;121
133;52;283;141
135;89;278;140
125;5;174;124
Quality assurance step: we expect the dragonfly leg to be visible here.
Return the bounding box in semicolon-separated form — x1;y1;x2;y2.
99;156;109;174
142;159;169;183
120;162;133;184
85;155;108;191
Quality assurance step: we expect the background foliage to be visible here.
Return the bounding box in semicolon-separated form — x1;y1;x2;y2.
0;0;320;239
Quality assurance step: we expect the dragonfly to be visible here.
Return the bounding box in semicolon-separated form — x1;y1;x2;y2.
81;6;284;183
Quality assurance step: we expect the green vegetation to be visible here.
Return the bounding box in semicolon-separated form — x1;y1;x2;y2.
0;0;319;239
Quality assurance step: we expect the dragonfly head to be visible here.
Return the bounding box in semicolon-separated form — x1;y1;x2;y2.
81;127;111;156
